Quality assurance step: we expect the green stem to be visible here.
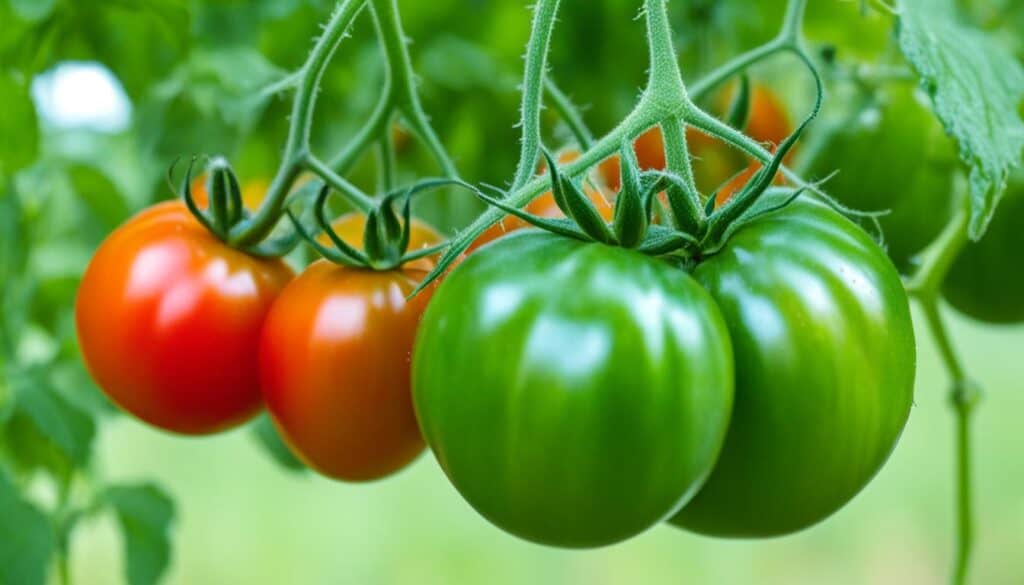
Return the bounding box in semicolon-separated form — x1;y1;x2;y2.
511;0;562;190
544;79;594;151
233;0;366;245
304;155;375;212
906;198;977;585
370;0;458;178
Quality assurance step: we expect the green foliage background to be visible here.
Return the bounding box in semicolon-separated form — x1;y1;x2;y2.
1;0;1022;583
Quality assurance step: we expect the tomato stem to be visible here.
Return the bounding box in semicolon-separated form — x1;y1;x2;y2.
906;191;977;585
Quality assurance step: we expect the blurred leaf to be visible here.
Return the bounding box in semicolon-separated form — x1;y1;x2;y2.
420;36;517;93
139;47;286;160
0;470;54;585
102;483;175;585
67;164;132;231
0;72;40;175
898;0;1024;238
9;0;56;22
13;373;95;467
251;413;306;472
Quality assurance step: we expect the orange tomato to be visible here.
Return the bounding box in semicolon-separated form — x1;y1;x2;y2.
259;213;443;481
76;201;293;435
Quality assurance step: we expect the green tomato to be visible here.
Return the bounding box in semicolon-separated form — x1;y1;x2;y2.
413;232;734;548
669;198;916;537
942;176;1024;323
803;86;959;272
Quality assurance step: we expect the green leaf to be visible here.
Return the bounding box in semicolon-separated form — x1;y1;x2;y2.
13;375;96;467
250;413;306;473
0;72;39;175
0;471;54;585
67;164;132;232
103;484;176;585
9;0;56;22
898;0;1024;238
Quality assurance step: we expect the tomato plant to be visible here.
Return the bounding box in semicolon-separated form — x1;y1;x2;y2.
414;231;734;547
75;200;293;435
259;213;442;481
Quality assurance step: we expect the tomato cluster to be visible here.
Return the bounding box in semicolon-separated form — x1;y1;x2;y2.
414;196;916;546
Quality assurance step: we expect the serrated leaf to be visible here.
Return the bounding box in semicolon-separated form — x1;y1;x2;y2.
898;0;1024;238
103;484;175;585
250;413;306;472
13;377;96;467
0;471;55;585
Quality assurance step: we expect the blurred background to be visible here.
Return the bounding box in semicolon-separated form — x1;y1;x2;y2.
1;0;1022;583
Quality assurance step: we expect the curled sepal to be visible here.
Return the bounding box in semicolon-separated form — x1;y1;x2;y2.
701;187;806;256
612;147;648;248
543;149;616;244
177;156;221;238
655;171;705;236
637;224;700;256
285;207;366;268
311;185;373;266
473;185;591;241
703;78;821;248
207;157;244;230
725;73;751;132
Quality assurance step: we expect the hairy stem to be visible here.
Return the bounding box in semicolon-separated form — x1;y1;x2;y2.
234;0;366;245
511;0;563;190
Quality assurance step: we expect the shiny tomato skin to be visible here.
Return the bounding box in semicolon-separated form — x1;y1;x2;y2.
75;201;293;435
414;232;734;547
942;177;1024;324
259;214;442;481
670;197;916;537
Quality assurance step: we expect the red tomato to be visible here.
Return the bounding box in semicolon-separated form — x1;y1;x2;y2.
259;213;442;481
470;150;613;252
76;201;294;435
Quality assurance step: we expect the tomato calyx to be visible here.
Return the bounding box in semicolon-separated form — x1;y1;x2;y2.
177;156;302;258
288;178;464;271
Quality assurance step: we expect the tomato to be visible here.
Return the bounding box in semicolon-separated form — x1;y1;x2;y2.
413;232;734;547
76;201;293;435
670;197;916;537
598;84;793;195
259;213;442;481
803;86;959;272
469;150;613;252
942;176;1024;323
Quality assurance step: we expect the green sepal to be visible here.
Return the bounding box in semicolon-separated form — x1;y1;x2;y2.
542;150;614;244
637;224;700;256
285;207;366;268
613;143;648;248
725;73;751;132
177;157;221;238
207;157;244;233
473;186;592;242
702;187;806;256
310;185;372;267
658;172;705;236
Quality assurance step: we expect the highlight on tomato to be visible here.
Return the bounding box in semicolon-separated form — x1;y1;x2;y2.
76;184;294;435
259;186;446;481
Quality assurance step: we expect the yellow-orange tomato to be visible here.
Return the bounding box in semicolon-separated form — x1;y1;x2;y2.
470;150;614;252
76;201;293;435
259;213;442;481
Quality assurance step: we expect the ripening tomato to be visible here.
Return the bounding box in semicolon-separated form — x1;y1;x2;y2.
942;176;1024;323
76;201;293;435
469;150;613;252
259;213;442;481
670;196;915;537
414;232;734;547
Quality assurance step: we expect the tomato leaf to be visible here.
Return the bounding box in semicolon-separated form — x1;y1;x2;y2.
0;72;39;175
102;483;176;585
251;413;306;472
0;471;55;585
12;374;96;468
897;0;1024;238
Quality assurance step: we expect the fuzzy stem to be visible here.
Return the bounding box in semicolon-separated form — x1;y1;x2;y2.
511;0;563;190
